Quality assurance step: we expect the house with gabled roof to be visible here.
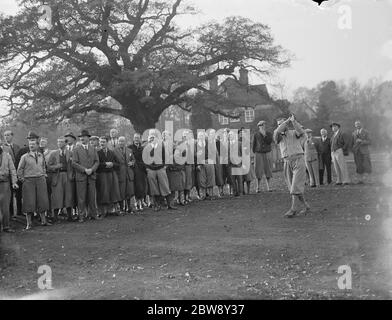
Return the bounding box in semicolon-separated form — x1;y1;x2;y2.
210;69;283;133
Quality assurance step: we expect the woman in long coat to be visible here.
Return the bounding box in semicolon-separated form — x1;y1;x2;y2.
114;136;135;213
129;133;148;211
252;121;273;192
239;128;256;194
96;137;121;217
213;130;226;197
167;146;186;205
181;130;195;203
196;131;215;199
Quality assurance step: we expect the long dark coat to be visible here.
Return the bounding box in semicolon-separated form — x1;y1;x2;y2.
129;143;147;199
96;149;121;205
113;146;135;199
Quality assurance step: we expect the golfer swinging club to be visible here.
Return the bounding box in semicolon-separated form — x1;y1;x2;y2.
273;114;310;218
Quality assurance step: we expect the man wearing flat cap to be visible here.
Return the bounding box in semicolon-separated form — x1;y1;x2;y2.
273;115;310;218
304;129;320;187
65;132;77;152
352;120;372;184
252;120;273;192
330;122;351;186
72;130;100;222
90;136;100;150
47;136;76;222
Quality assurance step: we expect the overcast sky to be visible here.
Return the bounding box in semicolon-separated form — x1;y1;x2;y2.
1;0;392;114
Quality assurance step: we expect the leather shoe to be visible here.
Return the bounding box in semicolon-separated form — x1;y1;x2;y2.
284;210;296;218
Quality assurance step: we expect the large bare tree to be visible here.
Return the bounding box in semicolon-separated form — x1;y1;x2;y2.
0;0;289;132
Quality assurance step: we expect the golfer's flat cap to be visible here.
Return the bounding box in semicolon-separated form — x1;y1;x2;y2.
64;132;76;140
78;129;91;137
26;131;39;140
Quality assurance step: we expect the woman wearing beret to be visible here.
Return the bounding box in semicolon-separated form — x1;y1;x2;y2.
96;136;121;217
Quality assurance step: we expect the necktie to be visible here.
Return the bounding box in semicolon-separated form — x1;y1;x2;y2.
8;144;15;159
35;152;38;164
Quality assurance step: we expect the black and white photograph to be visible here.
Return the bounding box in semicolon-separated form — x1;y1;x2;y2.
0;0;392;305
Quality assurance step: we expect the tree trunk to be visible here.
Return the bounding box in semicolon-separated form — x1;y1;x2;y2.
118;100;161;134
131;115;159;134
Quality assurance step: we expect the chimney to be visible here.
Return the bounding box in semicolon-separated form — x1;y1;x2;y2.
239;68;249;86
209;77;218;91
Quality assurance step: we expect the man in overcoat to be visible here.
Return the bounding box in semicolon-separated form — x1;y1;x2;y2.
72;130;100;222
3;130;21;216
114;136;135;213
47;137;75;222
352;120;372;184
315;128;332;185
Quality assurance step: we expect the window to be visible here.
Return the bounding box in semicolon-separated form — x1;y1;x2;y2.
227;109;240;123
244;108;255;123
218;114;229;125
